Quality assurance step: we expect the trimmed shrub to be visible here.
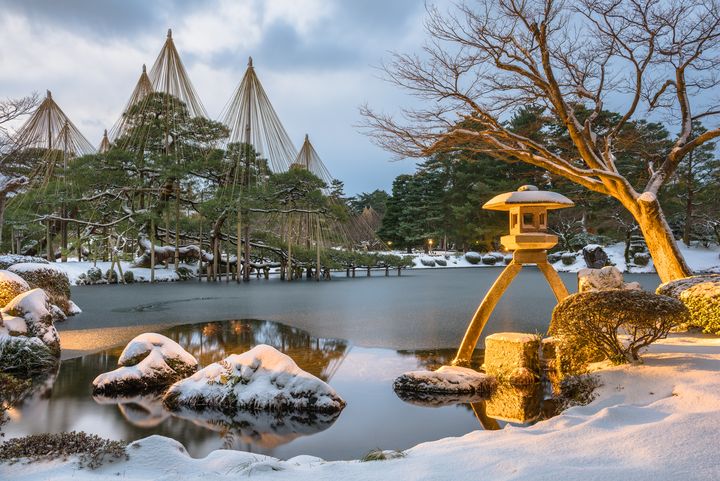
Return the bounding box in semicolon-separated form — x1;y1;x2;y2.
464;252;482;265
552;290;688;366
123;270;135;284
419;256;436;267
176;266;194;280
547;252;562;264
657;275;720;335
8;264;72;314
561;253;576;266
481;254;498;265
0;271;30;306
434;257;447;267
105;269;119;283
0;255;49;270
86;267;103;283
503;254;513;265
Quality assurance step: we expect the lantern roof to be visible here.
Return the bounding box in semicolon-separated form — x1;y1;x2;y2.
483;185;574;211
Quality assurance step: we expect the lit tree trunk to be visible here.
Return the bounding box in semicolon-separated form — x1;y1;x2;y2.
633;194;692;283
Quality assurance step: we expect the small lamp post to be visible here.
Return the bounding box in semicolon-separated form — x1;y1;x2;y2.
428;238;434;253
452;185;574;366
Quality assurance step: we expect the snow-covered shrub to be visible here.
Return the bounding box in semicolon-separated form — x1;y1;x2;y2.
503;254;513;265
0;431;128;469
123;270;135;284
8;264;72;315
434;257;447;267
464;252;482;265
0;270;30;306
561;253;576;265
0;255;48;270
551;290;688;365
633;252;651;266
105;268;119;283
87;266;103;283
163;344;346;414
0;336;58;378
2;289;62;352
481;254;498;265
657;275;720;335
176;266;194;280
419;256;436;267
92;333;198;396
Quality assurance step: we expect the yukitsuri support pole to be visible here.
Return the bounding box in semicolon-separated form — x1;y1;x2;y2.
46;220;53;262
240;205;245;284
150;219;156;283
315;214;321;282
212;237;219;282
198;192;203;282
225;241;231;282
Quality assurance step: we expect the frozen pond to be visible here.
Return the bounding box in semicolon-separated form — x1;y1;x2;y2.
64;267;662;352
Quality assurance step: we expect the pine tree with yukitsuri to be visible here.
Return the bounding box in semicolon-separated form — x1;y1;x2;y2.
0;2;719;480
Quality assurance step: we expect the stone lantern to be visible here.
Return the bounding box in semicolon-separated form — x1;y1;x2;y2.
452;185;575;366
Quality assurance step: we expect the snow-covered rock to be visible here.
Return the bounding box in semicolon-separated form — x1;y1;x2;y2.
393;365;495;401
0;270;30;306
582;244;609;268
8;263;74;316
163;344;346;414
93;333;199;396
578;266;625;292
1;288;61;350
657;275;720;335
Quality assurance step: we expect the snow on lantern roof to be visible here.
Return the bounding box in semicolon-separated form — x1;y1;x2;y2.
483;185;574;211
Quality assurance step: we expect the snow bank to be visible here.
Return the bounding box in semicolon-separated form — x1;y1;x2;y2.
163;344;346;414
93;333;198;396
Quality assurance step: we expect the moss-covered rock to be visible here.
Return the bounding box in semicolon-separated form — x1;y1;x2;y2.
657;275;720;335
8;264;72;315
0;270;30;306
552;290;688;367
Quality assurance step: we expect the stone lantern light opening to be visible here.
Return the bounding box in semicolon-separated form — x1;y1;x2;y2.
452;185;574;366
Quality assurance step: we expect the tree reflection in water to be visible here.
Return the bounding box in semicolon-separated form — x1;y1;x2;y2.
94;320;349;450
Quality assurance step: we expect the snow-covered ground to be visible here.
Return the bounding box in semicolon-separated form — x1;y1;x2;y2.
3;333;719;480
405;242;720;274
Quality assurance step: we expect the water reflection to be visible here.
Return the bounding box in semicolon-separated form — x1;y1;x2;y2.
4;319;555;460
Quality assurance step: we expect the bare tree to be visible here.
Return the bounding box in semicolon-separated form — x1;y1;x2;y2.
361;0;720;282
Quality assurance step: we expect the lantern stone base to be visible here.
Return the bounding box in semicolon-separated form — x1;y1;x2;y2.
483;332;541;383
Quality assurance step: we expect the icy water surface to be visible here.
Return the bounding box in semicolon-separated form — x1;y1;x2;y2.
4;319;554;461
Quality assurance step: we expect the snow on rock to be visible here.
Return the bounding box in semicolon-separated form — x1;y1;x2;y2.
581;244;609;269
93;333;198;396
163;344;346;414
0;269;30;305
393;365;496;403
577;266;642;293
1;288;60;350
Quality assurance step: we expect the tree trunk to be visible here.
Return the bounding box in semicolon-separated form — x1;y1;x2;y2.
634;194;692;283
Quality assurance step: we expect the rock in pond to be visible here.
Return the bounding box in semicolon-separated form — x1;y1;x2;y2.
162;344;346;414
92;333;198;396
393;365;496;400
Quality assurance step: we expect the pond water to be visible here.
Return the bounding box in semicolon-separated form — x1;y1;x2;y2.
5;319;553;461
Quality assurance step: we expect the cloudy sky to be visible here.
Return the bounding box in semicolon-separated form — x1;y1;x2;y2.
0;0;428;195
